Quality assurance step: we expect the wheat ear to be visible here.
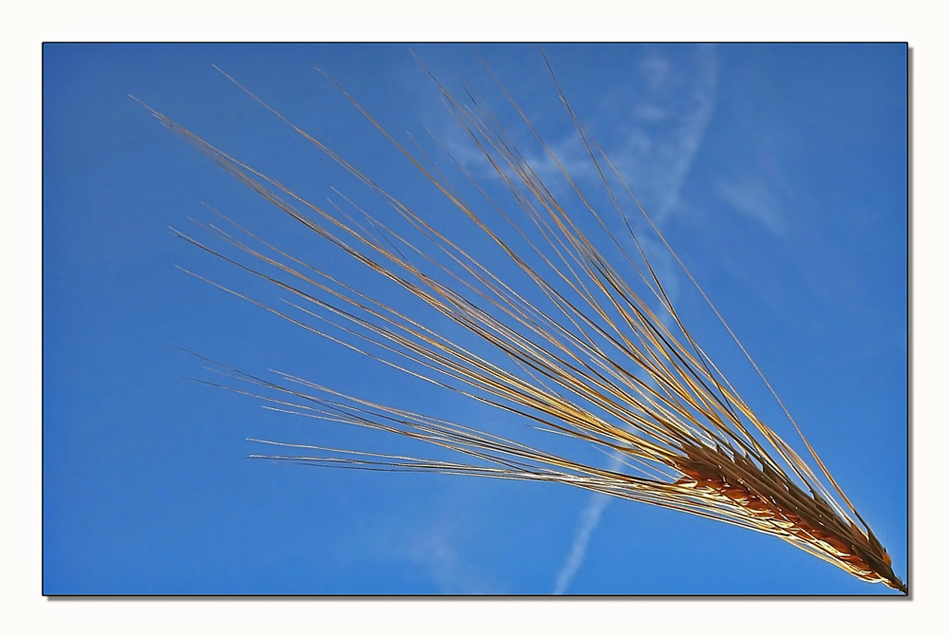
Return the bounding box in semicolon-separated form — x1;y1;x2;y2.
140;50;905;593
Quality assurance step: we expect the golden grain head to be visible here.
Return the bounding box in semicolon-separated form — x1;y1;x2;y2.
147;49;905;593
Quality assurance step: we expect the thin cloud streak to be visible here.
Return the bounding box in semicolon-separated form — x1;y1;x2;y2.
553;456;622;594
551;45;717;594
717;175;787;238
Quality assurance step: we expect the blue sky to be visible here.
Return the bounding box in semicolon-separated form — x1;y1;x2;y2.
43;43;907;595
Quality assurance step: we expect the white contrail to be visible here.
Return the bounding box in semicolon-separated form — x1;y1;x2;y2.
551;45;717;594
553;456;623;594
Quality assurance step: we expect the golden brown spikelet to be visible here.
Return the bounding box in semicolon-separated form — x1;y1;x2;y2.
142;47;906;593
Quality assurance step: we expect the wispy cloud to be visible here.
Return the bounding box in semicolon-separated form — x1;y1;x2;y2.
548;45;718;594
409;518;494;593
412;46;718;593
552;456;622;594
716;174;786;237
